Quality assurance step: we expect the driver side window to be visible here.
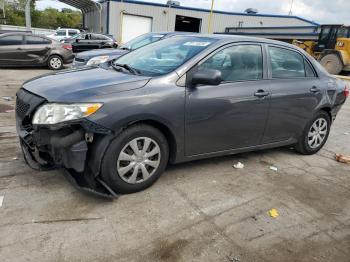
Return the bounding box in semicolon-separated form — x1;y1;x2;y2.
198;45;263;82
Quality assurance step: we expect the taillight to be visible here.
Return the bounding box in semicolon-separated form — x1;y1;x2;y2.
62;44;72;50
344;85;349;98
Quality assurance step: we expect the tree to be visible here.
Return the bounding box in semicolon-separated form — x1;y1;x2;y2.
0;1;82;29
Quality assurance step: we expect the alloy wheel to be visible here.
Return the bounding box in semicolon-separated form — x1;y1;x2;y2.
307;118;328;149
50;57;62;69
117;137;161;184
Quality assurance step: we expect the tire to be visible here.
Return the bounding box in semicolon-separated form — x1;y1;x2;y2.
48;55;63;70
295;111;331;155
319;54;343;75
101;124;169;194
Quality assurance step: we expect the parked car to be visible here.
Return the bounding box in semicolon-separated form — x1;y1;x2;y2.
72;31;190;67
16;35;348;197
60;33;118;53
47;28;80;41
0;32;74;70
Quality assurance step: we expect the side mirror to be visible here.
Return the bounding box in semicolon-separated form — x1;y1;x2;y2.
191;69;222;86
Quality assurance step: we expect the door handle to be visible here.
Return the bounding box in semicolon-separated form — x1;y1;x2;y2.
254;89;270;98
17;47;22;50
310;86;320;93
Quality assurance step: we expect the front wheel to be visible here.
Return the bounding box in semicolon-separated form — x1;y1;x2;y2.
295;111;331;155
319;54;342;75
101;124;169;194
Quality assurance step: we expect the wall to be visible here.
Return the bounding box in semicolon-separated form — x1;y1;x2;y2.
93;1;318;43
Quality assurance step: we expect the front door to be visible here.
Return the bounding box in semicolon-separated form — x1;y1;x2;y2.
0;34;25;66
185;44;270;156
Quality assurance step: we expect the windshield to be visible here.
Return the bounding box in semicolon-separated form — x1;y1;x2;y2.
120;33;165;50
115;36;217;76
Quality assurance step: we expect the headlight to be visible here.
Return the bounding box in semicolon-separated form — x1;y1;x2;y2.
32;103;103;125
86;56;109;66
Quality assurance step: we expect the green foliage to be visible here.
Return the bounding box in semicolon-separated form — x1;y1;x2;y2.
1;1;82;29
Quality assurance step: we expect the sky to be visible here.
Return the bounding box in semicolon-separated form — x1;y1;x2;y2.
35;0;350;25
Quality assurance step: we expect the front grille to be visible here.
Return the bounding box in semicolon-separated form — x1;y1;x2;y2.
16;88;46;128
16;96;30;118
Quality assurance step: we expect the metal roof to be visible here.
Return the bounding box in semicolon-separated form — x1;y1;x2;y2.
58;0;100;13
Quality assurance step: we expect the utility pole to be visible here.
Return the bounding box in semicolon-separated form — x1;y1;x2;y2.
1;0;5;21
25;0;31;30
207;0;214;33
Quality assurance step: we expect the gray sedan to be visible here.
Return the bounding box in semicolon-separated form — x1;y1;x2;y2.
16;34;348;197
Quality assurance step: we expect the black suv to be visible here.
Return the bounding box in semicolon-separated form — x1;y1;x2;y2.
16;35;348;198
0;32;73;70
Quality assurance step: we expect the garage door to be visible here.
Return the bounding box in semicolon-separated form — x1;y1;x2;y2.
122;14;152;43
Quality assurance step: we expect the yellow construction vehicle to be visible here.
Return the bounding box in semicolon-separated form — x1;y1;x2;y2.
293;24;350;75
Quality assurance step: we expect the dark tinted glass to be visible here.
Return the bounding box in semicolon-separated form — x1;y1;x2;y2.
199;45;263;81
26;35;51;45
0;35;23;45
68;30;78;36
269;46;305;78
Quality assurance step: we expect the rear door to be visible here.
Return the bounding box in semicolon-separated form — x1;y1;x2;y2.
0;34;25;66
185;43;271;155
261;45;323;143
22;35;52;65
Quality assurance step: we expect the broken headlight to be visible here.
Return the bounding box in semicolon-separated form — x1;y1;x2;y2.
32;103;102;125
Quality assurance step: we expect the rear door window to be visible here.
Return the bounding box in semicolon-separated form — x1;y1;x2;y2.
68;30;78;36
198;44;263;82
25;35;51;45
0;35;24;45
304;59;316;77
269;46;306;78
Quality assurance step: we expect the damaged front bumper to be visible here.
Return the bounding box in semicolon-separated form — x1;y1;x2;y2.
16;88;118;199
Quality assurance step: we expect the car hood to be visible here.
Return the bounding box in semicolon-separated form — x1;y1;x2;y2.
22;67;151;102
76;49;129;60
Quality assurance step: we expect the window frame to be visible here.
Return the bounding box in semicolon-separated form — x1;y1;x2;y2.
266;44;318;80
0;34;24;45
192;42;267;84
24;35;51;45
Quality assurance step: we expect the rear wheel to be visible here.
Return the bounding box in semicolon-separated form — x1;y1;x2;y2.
320;54;343;75
48;55;63;70
295;111;331;155
101;124;169;194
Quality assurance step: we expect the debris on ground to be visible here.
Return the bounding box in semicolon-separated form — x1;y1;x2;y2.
344;132;349;135
0;195;4;207
226;253;240;262
233;162;244;169
335;154;350;164
268;208;279;218
269;166;278;172
2;96;12;101
12;157;18;160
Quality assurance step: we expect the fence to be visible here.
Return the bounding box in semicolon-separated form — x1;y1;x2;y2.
0;24;55;35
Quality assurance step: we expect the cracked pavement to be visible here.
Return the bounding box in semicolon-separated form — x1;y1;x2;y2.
0;68;349;262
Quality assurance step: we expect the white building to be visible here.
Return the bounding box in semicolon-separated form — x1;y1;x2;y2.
60;0;320;44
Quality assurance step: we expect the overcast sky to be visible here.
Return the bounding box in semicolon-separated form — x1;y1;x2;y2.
35;0;349;25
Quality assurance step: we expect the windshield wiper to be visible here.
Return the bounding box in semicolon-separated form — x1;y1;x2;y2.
112;63;140;75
